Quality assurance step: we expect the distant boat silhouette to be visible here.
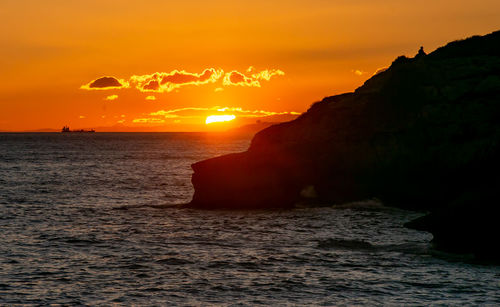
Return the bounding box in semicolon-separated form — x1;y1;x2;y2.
61;126;95;133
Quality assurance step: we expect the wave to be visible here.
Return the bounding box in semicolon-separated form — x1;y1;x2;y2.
155;257;194;265
113;203;186;210
317;238;373;250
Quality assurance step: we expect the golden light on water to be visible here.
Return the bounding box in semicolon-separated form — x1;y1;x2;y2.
205;115;236;124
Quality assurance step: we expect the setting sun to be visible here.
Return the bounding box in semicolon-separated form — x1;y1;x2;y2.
205;115;236;124
1;0;500;305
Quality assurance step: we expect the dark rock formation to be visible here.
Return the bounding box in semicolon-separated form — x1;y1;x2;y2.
188;31;500;258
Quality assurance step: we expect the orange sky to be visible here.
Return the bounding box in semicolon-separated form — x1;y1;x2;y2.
1;0;499;131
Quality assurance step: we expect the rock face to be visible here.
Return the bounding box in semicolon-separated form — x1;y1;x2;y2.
188;31;500;257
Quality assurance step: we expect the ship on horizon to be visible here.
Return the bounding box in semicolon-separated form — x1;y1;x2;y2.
61;126;95;133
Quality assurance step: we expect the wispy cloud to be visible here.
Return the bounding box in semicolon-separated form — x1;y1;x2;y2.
105;94;118;101
132;118;166;124
132;106;301;123
352;69;366;76
215;107;300;117
251;69;285;81
145;95;156;101
149;107;212;116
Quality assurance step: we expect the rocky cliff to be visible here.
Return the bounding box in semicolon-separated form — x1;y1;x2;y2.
188;31;500;258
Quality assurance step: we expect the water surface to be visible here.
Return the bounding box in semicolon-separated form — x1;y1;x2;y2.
1;133;499;305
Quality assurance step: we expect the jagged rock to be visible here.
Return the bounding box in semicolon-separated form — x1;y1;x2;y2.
187;31;500;259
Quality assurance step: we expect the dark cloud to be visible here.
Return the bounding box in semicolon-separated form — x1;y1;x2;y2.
160;68;215;85
130;68;223;92
229;71;246;83
223;71;260;87
81;76;128;90
82;67;284;93
222;69;284;87
143;80;160;91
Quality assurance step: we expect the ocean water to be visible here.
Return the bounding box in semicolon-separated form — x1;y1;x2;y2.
0;133;499;306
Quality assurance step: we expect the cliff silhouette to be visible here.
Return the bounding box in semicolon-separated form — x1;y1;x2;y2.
188;30;500;260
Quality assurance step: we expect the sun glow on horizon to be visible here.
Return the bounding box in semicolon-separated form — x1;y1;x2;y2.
1;1;499;132
205;115;236;124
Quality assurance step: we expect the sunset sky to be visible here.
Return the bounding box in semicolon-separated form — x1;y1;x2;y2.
1;0;499;131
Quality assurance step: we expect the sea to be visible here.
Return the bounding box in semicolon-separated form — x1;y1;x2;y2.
1;132;499;306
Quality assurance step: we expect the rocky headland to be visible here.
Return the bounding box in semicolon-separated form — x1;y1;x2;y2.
188;31;500;259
